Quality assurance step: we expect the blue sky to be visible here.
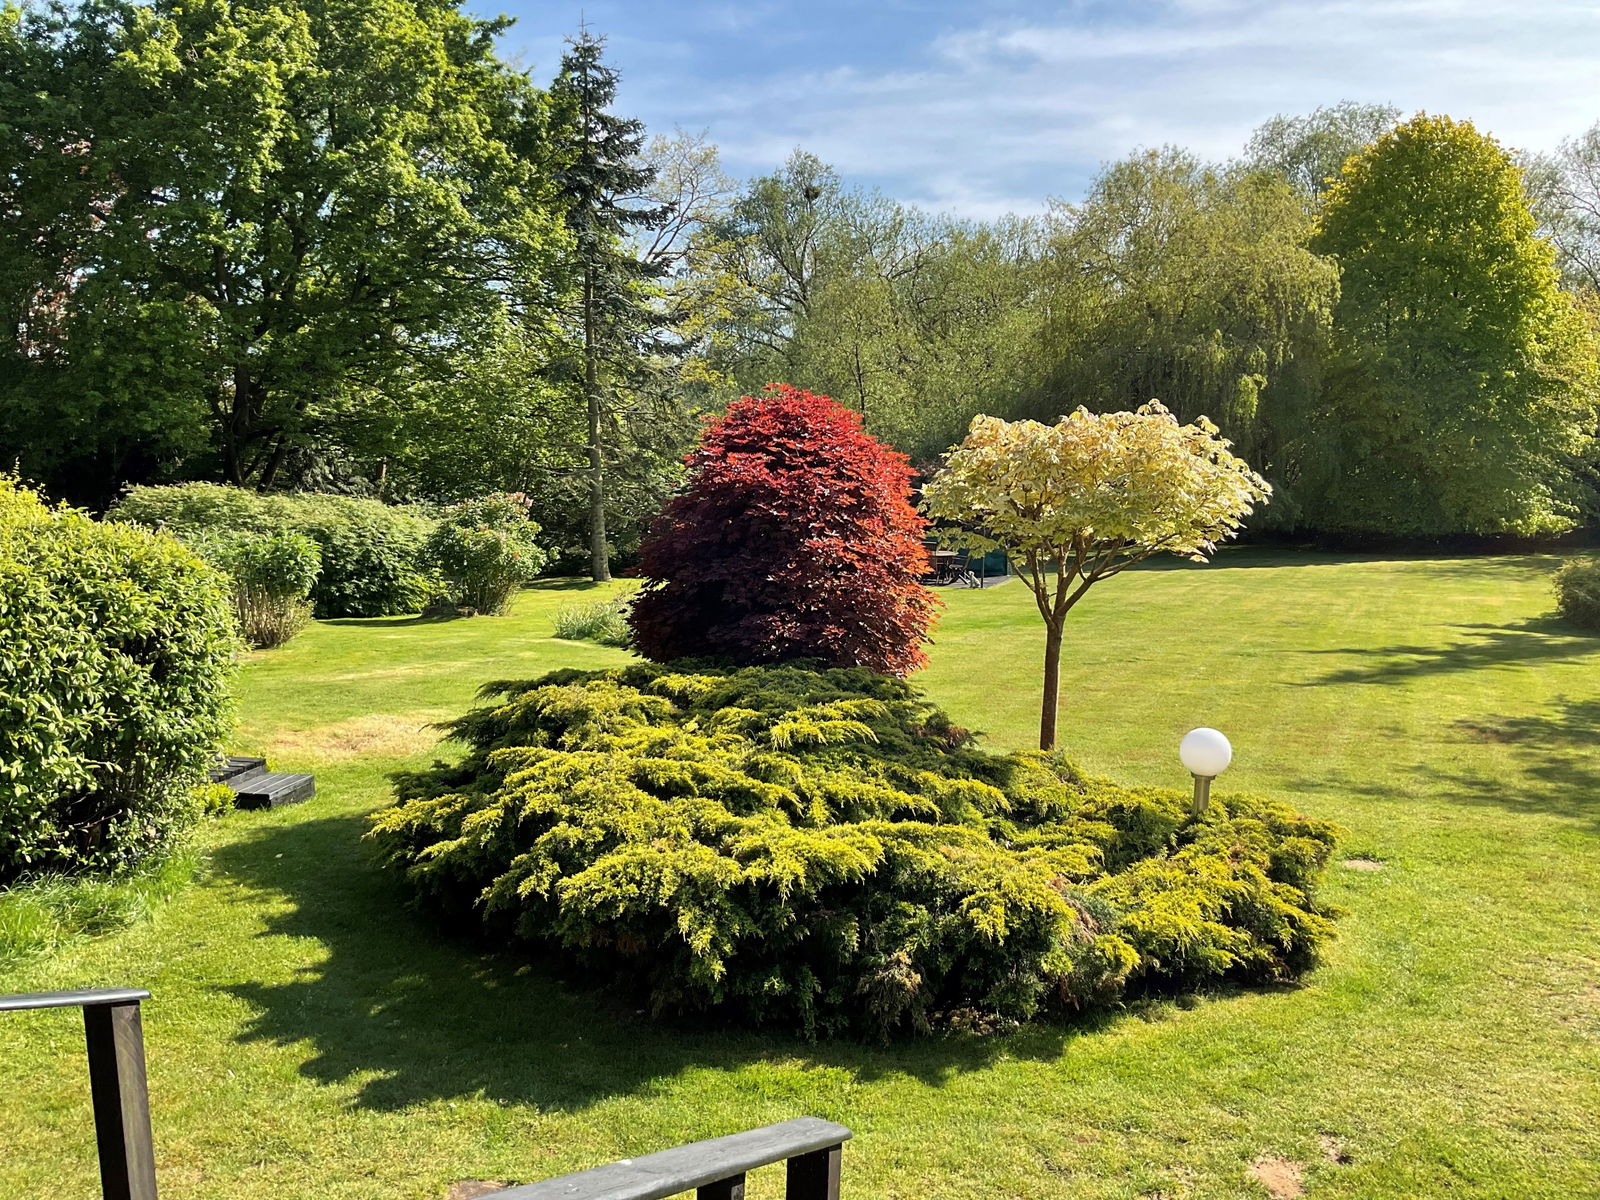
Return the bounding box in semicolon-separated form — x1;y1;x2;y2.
491;0;1600;219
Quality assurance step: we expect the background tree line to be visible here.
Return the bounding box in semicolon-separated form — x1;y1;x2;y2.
4;0;1599;569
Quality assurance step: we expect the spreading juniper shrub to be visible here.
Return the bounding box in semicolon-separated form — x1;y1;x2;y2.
372;663;1339;1040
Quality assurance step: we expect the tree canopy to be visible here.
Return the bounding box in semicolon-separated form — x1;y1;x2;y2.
923;403;1269;750
0;0;568;502
1310;114;1598;536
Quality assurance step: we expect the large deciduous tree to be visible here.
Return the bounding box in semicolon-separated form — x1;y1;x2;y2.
1245;101;1400;199
628;383;938;676
0;0;566;502
1032;150;1337;522
922;403;1269;751
1310;114;1598;535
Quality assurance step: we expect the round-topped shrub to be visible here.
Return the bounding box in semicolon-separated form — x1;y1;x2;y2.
0;479;238;880
111;482;434;618
423;493;547;615
1553;557;1600;630
196;530;322;648
627;384;939;676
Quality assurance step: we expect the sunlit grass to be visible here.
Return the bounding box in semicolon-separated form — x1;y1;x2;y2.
2;555;1598;1199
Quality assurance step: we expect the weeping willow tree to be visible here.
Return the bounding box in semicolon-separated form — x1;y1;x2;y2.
1029;150;1339;523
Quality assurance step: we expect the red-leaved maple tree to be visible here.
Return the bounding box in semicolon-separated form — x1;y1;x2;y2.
628;383;939;676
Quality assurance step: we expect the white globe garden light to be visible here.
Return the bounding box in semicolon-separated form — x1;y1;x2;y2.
1179;727;1232;817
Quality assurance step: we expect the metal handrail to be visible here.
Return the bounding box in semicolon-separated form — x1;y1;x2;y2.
1;987;158;1200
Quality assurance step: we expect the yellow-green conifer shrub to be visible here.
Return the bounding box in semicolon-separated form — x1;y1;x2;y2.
0;479;238;880
372;664;1339;1039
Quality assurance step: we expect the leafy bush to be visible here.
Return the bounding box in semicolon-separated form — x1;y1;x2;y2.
287;494;434;617
112;482;434;617
628;384;939;676
201;531;321;648
553;596;633;647
1553;557;1600;629
0;479;238;881
423;493;547;615
372;663;1339;1039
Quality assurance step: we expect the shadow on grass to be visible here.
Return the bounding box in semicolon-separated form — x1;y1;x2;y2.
1298;617;1598;685
1291;695;1600;828
211;813;1130;1114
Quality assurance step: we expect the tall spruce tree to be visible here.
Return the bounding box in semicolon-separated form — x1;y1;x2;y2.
550;32;673;581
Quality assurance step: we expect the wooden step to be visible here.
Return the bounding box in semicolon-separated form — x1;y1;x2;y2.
232;772;315;810
210;755;267;785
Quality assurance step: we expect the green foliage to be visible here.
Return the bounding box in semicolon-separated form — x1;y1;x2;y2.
1246;101;1400;199
0;0;568;501
549;31;676;582
423;494;547;616
1034;150;1338;502
1311;115;1599;535
553;596;633;646
0;478;238;881
1552;556;1600;629
372;663;1339;1039
112;482;434;618
202;531;322;648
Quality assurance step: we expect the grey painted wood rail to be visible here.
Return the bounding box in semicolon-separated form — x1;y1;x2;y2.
485;1116;851;1200
1;987;158;1200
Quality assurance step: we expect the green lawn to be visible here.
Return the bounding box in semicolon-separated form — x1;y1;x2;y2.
3;554;1599;1199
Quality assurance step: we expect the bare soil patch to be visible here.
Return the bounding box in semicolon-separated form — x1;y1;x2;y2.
445;1184;510;1200
1247;1154;1305;1199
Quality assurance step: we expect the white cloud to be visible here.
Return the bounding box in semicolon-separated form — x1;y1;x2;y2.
639;0;1600;217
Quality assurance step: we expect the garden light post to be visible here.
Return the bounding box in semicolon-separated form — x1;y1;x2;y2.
1179;727;1232;818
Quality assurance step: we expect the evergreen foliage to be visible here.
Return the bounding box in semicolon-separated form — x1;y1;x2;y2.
628;385;939;676
550;32;676;582
0;479;237;881
371;663;1340;1039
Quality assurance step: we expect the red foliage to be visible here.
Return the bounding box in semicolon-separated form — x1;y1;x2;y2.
628;384;939;676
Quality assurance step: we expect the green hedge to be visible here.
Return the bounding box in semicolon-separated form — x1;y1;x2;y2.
111;483;434;618
0;479;238;881
372;663;1340;1039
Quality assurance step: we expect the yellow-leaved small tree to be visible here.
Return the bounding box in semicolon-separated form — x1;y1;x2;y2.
922;402;1270;751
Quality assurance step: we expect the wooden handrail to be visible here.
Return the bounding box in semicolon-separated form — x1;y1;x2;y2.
487;1116;851;1200
1;987;158;1200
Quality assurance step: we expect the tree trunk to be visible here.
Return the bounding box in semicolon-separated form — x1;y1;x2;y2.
223;366;252;487
583;265;611;582
1039;618;1063;751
